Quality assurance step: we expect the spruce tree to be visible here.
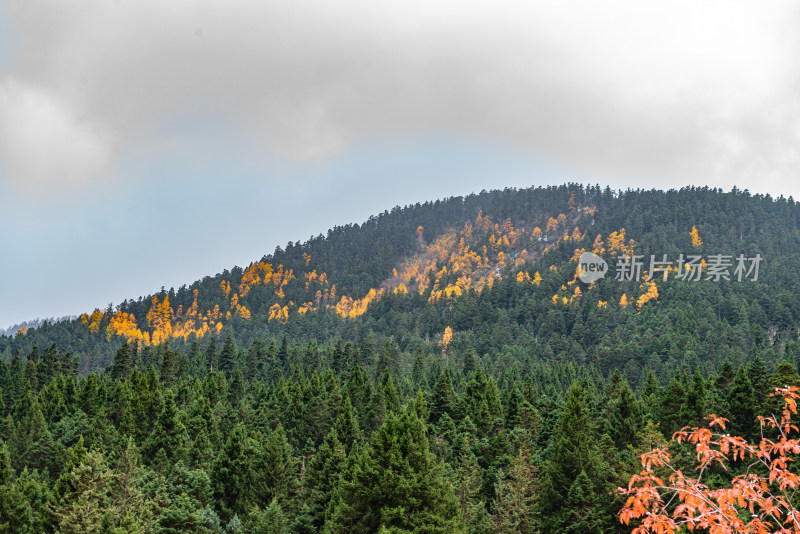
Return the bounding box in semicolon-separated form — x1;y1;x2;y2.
560;469;603;533
205;337;218;374
455;450;485;532
52;451;116;533
491;447;539;534
110;342;135;381
411;347;427;390
143;390;186;461
728;365;758;440
604;378;641;450
251;499;288;534
211;422;253;521
304;427;346;529
430;369;456;425
333;394;362;452
251;423;296;508
219;336;237;377
540;382;610;534
324;407;463;533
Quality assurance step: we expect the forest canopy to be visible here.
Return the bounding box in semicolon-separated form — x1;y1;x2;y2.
2;184;799;533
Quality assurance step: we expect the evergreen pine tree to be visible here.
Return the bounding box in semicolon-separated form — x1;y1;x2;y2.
252;423;296;508
205;338;218;373
110;342;135;381
143;390;186;461
491;447;539;534
324;408;463;533
304;427;346;529
219;336;237;377
540;382;610;534
411;347;427;390
455;451;485;532
211;422;253;521
728;365;758;440
560;469;603;533
251;499;288;534
430;369;456;425
333;394;362;451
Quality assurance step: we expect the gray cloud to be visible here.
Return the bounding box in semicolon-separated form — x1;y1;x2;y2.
1;0;799;193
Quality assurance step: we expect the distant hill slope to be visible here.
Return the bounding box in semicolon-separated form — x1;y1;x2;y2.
4;183;800;381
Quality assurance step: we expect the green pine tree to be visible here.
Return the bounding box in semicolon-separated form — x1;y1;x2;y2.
324;407;463;533
304;427;347;529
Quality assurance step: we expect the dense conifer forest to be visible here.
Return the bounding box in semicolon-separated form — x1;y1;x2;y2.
2;184;800;532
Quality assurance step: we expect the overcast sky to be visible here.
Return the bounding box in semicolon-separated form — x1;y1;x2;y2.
1;0;799;329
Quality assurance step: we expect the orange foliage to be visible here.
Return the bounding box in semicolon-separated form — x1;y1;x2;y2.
106;311;143;343
619;293;629;308
619;387;800;534
636;281;659;310
334;288;384;318
440;326;453;354
107;288;215;345
690;225;703;247
607;229;632;255
268;303;289;323
81;309;105;334
571;286;582;302
570;248;586;263
146;295;174;346
592;234;605;255
304;270;328;289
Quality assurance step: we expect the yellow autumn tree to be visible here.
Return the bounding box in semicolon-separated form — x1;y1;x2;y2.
220;280;231;298
636;281;659;310
571;286;582;302
592;234;605;255
440;326;453;357
691;225;703;247
607;229;628;254
619;293;629;308
146;295;174;346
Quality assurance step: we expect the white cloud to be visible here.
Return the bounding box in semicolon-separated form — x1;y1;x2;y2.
0;79;112;192
0;0;798;192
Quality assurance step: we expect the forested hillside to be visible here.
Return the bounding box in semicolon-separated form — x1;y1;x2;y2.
2;184;800;532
